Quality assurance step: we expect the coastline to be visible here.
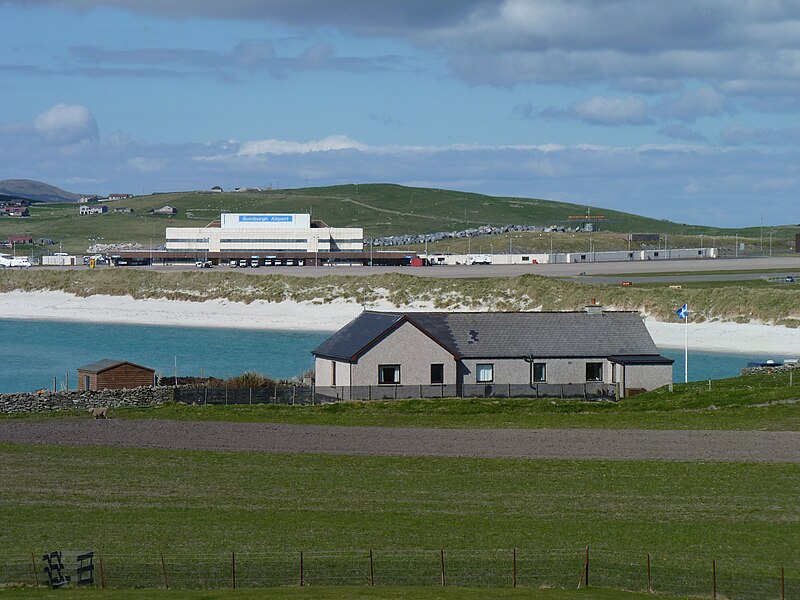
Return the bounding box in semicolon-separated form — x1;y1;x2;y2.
0;290;797;356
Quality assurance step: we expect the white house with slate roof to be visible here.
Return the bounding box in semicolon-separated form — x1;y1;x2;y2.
312;306;673;401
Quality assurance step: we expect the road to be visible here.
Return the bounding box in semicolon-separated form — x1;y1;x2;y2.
33;255;800;281
1;419;798;462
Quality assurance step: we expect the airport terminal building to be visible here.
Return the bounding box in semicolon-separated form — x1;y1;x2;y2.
166;213;363;254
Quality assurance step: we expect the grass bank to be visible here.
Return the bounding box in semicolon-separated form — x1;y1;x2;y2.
77;370;800;431
1;269;798;325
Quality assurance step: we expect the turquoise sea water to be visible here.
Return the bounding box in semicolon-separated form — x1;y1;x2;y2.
0;319;329;393
0;319;795;393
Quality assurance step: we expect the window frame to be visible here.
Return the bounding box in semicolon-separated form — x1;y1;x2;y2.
532;362;546;383
430;363;444;385
476;363;494;383
586;362;604;382
378;364;401;385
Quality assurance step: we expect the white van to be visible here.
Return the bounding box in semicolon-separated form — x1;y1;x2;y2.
0;254;31;268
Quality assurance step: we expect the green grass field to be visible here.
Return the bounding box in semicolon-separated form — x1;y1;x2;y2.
0;443;797;593
2;184;797;253
0;587;699;600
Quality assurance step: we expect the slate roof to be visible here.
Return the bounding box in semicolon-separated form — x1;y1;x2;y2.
608;354;674;365
312;310;663;361
77;359;154;374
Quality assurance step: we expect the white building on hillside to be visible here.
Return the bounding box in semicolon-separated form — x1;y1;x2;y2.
165;213;363;253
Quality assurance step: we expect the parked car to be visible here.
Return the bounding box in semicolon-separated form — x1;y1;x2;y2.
238;259;248;267
786;276;796;283
195;260;212;268
228;259;238;267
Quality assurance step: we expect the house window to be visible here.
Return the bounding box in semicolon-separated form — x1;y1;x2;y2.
586;362;603;382
430;364;444;384
84;375;91;389
532;363;546;383
378;364;400;385
476;363;494;383
331;360;336;386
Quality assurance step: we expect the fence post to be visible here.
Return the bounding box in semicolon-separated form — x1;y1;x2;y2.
781;565;785;600
583;546;590;588
369;549;374;586
160;552;169;589
440;549;445;586
647;553;651;592
512;547;517;588
712;559;716;600
300;551;304;587
99;555;105;589
31;552;39;587
292;385;296;405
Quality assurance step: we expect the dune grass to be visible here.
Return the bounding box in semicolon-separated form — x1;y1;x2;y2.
1;268;798;325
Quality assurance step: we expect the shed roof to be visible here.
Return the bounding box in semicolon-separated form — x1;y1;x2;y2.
313;310;664;361
77;359;155;374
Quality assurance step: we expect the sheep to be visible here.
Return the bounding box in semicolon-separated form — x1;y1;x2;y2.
88;407;108;419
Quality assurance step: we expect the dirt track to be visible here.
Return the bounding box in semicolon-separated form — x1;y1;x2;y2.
1;419;799;462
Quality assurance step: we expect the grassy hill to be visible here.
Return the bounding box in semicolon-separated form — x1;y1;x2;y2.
0;184;796;253
0;179;81;203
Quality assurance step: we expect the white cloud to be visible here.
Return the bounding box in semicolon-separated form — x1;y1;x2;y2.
659;87;729;122
33;104;98;145
571;96;651;126
127;156;168;172
235;135;369;157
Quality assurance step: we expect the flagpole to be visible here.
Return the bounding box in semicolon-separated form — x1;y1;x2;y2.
684;303;689;384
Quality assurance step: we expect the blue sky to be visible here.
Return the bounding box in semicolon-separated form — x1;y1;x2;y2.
1;1;799;227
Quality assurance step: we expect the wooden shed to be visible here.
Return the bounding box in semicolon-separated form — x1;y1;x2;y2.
77;359;155;391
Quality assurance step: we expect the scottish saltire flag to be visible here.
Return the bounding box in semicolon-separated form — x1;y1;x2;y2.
676;303;688;320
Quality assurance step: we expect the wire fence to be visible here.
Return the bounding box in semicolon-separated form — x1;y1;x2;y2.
2;548;796;597
172;385;315;406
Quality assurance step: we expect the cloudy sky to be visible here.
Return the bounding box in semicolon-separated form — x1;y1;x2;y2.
1;1;799;226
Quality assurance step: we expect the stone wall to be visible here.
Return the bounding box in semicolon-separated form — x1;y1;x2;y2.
0;386;174;414
740;363;798;377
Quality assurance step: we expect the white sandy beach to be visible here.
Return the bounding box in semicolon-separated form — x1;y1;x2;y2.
0;290;797;356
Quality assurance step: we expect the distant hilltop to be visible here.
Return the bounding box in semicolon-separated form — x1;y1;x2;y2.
0;179;81;203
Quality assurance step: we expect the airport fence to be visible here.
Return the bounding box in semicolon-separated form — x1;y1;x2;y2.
2;547;796;598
